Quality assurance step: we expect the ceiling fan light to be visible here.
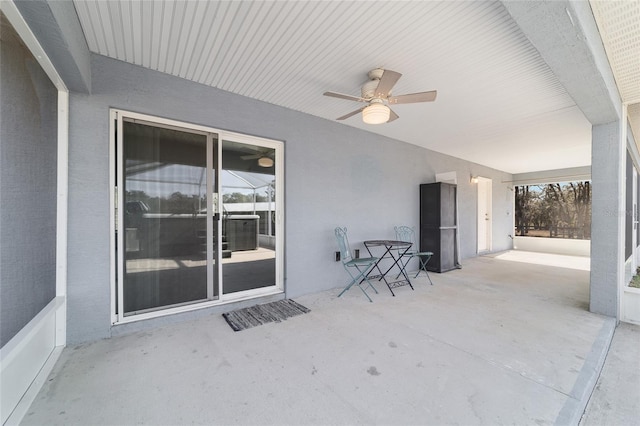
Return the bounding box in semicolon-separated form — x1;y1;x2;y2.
258;156;274;167
362;103;390;124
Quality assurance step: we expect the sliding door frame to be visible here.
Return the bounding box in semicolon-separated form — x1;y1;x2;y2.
110;109;284;325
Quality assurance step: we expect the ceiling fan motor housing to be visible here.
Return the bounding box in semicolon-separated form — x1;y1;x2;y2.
361;79;379;99
368;68;385;80
362;68;386;99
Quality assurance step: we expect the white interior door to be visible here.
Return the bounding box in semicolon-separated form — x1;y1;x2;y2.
477;177;492;253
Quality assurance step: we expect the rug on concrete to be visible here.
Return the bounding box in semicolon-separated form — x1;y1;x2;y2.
222;299;310;332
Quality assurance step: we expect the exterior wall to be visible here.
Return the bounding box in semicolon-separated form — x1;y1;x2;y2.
514;237;590;257
0;14;58;347
13;0;91;93
65;54;513;344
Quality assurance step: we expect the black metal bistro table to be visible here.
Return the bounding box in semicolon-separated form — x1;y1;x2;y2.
363;240;414;296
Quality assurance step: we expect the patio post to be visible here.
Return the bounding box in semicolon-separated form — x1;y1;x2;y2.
590;121;623;319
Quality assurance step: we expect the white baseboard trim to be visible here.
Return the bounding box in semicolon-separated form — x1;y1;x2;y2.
1;297;65;425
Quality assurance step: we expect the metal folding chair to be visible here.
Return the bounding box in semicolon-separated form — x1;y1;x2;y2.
334;227;379;302
394;225;434;285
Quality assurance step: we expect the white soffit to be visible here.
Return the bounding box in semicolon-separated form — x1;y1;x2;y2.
73;0;593;174
590;0;640;145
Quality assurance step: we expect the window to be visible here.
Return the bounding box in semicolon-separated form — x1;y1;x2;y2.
514;181;591;240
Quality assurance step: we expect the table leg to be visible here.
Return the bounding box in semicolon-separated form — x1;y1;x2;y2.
381;245;413;291
364;243;397;296
395;245;414;290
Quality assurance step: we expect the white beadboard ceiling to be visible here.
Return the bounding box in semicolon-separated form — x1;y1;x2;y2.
590;0;640;153
73;0;599;174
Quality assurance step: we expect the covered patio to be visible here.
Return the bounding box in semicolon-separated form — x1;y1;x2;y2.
20;253;615;425
2;1;640;424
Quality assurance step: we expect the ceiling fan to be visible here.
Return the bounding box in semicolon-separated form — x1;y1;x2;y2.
241;150;274;167
323;68;437;124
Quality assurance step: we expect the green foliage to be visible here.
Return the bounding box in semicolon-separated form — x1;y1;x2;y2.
631;268;640;288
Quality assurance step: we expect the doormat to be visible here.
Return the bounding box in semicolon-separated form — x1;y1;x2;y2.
222;299;310;332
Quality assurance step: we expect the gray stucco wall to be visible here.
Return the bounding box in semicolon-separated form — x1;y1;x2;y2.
0;14;58;347
14;0;91;93
66;53;513;343
590;121;621;318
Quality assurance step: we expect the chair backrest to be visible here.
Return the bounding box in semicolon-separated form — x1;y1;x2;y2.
395;225;417;247
335;227;353;263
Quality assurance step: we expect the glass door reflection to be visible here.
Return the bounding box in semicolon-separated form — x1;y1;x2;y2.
221;140;276;294
122;121;218;315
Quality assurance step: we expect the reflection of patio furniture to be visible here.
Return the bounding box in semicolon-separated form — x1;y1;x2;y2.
225;215;259;251
125;228;140;252
125;211;207;257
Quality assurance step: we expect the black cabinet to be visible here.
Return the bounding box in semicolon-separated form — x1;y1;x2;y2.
420;182;458;272
225;215;259;251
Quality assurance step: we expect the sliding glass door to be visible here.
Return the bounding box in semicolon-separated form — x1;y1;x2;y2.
221;140;276;295
119;120;217;315
113;111;283;322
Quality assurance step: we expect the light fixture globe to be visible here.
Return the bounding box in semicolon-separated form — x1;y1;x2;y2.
362;101;390;124
258;156;274;167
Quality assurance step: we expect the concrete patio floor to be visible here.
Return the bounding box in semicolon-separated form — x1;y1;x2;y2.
580;321;640;426
19;252;626;425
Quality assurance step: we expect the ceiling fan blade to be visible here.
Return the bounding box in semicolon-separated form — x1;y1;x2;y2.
388;90;437;104
323;91;367;102
387;108;399;123
241;150;274;160
374;69;402;98
336;107;365;121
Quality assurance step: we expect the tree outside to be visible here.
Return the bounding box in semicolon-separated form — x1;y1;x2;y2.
222;192;270;203
514;181;591;240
